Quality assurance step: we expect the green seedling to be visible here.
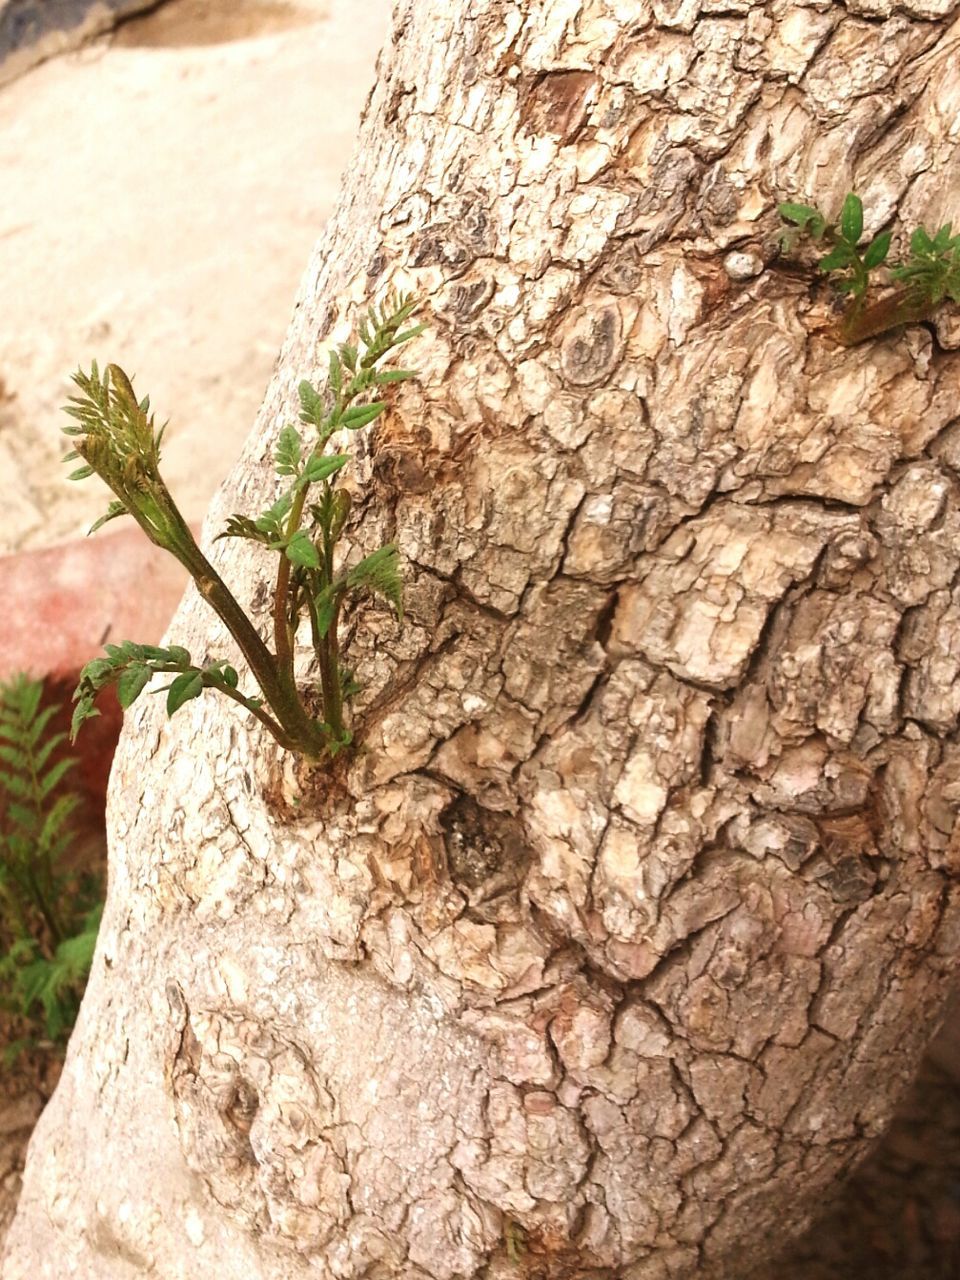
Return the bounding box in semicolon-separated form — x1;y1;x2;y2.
779;193;959;344
65;294;424;761
0;674;102;1060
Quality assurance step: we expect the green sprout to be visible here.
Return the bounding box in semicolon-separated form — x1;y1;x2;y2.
65;293;424;761
778;193;959;345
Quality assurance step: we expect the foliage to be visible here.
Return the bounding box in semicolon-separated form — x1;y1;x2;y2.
65;293;424;760
0;674;102;1061
778;193;959;344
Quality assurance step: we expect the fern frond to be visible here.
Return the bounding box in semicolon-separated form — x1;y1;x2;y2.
0;673;84;944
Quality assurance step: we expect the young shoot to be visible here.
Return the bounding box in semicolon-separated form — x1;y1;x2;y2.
65;292;424;761
778;193;959;345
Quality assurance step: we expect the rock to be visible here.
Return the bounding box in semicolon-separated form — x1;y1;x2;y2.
0;525;190;809
0;1;162;86
723;249;764;280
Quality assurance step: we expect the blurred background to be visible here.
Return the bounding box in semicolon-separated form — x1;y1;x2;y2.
0;0;391;553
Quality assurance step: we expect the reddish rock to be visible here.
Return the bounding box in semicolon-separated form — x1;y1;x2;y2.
0;527;190;811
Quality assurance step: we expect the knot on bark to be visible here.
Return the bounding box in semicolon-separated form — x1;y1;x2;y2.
170;1008;348;1251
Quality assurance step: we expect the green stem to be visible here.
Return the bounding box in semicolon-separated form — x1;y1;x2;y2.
126;663;302;755
204;678;303;754
274;486;310;687
24;866;62;952
148;491;326;755
322;601;345;740
318;502;346;740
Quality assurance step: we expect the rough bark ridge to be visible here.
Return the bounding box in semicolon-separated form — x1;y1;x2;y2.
5;1;960;1277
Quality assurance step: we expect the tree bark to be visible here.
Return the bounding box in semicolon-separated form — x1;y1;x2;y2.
5;1;960;1277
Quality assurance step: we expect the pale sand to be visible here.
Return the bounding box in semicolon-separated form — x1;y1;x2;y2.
0;0;392;554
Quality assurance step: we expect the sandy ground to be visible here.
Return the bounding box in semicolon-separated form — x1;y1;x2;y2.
0;0;392;555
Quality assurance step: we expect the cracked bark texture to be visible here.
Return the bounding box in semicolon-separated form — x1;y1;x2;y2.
5;0;960;1277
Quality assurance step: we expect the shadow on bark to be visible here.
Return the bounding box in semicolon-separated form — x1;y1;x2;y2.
753;994;960;1280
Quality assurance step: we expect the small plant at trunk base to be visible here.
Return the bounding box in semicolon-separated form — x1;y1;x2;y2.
0;675;102;1062
65;294;423;761
778;193;960;345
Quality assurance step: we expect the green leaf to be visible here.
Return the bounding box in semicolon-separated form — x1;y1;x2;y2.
778;201;820;226
39;756;75;799
3;1038;34;1068
346;544;404;621
217;513;271;545
38;794;81;857
70;695;100;742
862;231;892;269
285;530;321;569
313;585;341;639
840;193;863;244
328;348;342;395
339;343;358;372
275;425;303;477
0;743;27;770
911;226;934;256
251;492;294;539
117;664;152;709
78;657;115;686
24;708;61;753
298;380;326;428
298;452;349;488
374;368;418;384
329;488;352;542
819;245;855;273
392;323;427;346
55;919;100;974
10;675;42;722
932;222;954;253
165;671;203;716
203;662;239;689
5;798;35;828
341;401;386;430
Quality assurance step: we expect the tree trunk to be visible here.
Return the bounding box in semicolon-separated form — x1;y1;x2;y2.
5;1;960;1277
